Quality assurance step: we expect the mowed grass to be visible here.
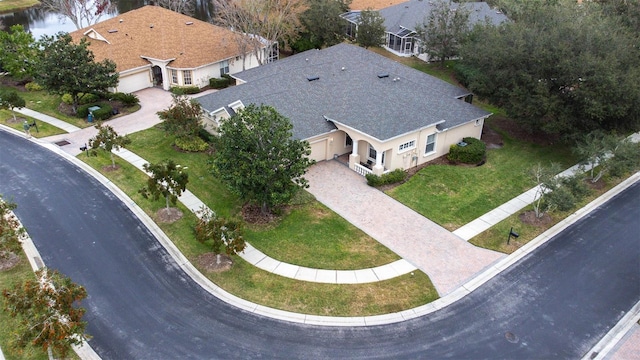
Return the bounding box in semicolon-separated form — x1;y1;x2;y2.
387;118;577;230
0;0;38;12
0;86;90;129
470;176;625;253
80;136;437;316
0;110;66;138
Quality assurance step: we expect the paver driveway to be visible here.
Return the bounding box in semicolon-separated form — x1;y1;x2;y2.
305;160;504;295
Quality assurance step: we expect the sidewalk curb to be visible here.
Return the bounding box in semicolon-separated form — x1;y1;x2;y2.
583;300;640;360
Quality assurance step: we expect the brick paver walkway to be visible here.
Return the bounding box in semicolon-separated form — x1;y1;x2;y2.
305;160;504;295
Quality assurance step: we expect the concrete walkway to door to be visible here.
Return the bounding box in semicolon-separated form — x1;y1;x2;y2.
305;160;504;295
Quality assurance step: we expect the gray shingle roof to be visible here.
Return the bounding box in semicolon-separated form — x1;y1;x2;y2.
344;1;508;36
196;43;490;141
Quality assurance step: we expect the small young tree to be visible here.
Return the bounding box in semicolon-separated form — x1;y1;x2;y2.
356;9;386;49
415;0;471;65
212;104;315;215
574;130;618;183
34;33;118;114
529;162;561;218
0;88;26;122
2;268;89;360
140;160;189;211
158;95;203;138
195;209;246;265
88;122;131;169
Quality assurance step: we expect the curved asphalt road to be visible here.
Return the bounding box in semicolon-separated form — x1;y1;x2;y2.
1;129;639;359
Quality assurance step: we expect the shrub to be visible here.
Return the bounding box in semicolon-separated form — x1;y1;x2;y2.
544;186;576;212
447;137;486;164
560;174;591;201
366;168;407;187
175;136;209;152
110;92;139;106
170;86;200;95
24;82;43;91
77;103;113;120
62;93;100;105
221;73;236;86
209;77;230;89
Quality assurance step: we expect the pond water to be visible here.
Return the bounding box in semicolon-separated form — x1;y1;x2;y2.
0;0;214;39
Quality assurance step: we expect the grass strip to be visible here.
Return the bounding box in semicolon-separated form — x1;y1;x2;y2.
80;149;438;316
1;110;66;138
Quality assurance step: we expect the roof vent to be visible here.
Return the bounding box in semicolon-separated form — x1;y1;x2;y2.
341;66;346;71
307;76;320;82
150;24;154;28
108;29;118;33
377;73;389;78
119;19;123;23
186;21;193;25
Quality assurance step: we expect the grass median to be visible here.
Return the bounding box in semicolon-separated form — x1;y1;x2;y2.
79;129;438;316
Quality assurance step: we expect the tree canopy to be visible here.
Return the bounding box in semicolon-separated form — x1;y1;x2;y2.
356;9;386;49
211;104;314;214
157;95;203;140
295;0;351;50
457;2;640;139
2;268;88;360
88;122;131;168
415;0;471;65
34;33;118;114
0;25;37;80
0;88;26;121
140;159;189;210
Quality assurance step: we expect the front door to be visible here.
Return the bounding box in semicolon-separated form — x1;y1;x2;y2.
152;66;163;87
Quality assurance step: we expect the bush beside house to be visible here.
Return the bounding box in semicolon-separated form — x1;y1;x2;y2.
448;137;486;164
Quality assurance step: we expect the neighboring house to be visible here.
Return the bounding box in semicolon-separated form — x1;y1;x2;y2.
342;0;507;61
196;43;491;176
69;5;276;93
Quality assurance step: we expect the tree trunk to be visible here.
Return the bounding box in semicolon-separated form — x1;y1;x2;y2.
216;253;221;265
47;346;54;360
165;195;170;210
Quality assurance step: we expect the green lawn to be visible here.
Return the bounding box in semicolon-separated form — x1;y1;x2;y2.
387;118;577;230
0;0;39;12
80;135;436;316
0;110;66;138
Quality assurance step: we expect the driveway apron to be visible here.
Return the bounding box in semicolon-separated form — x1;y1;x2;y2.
305;160;504;295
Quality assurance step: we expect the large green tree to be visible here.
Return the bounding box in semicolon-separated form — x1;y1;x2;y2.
356;9;386;49
212;104;314;214
2;268;88;360
296;0;351;50
157;95;203;139
0;25;37;80
34;32;118;114
415;0;471;65
458;2;640;138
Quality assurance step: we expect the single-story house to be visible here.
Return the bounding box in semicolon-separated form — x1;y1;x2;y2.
342;0;507;61
69;5;277;93
197;43;491;176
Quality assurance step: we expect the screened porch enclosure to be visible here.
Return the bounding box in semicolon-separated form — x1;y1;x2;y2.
386;28;415;55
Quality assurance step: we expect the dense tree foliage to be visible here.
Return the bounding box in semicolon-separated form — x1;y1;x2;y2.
195;209;246;264
158;95;203;138
212;104;314;214
356;9;386;49
457;2;640;139
34;33;118;114
415;0;471;65
2;268;88;360
0;197;22;265
294;0;351;51
0;25;37;80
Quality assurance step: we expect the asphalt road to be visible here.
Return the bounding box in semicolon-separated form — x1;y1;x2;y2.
1;128;639;359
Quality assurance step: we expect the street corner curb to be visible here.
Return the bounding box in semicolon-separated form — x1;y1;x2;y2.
583;300;640;360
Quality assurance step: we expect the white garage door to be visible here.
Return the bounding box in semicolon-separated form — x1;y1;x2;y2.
117;70;152;93
309;139;328;162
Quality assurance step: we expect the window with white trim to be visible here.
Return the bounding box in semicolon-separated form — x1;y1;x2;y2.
425;133;436;154
368;145;385;164
220;60;229;77
398;140;416;152
183;70;192;85
170;69;178;84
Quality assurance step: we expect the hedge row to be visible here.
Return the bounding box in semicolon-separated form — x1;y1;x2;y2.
365;169;407;187
77;103;113;121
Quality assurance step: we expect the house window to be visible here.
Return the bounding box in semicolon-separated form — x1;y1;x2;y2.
220;60;229;77
425;133;436;154
368;145;385;164
170;69;178;84
345;135;353;147
183;70;192;85
398;140;415;153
